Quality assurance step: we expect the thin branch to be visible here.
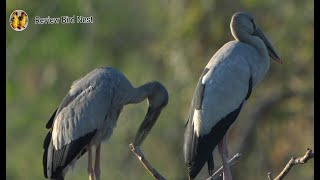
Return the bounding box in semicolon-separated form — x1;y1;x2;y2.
129;143;166;180
268;148;314;180
267;172;273;180
206;153;242;180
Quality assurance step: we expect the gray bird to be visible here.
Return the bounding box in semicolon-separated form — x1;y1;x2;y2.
43;67;169;180
183;12;282;180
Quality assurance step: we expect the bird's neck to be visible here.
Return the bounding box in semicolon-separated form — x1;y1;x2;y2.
236;33;270;86
129;82;154;104
236;32;269;62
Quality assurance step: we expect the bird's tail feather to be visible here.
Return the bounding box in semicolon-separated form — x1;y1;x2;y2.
50;174;64;180
207;153;214;176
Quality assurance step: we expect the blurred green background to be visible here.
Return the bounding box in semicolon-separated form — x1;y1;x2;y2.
6;0;313;179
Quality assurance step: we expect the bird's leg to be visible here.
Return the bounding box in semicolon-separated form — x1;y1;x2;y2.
88;145;95;180
218;134;232;180
94;144;101;180
222;132;229;158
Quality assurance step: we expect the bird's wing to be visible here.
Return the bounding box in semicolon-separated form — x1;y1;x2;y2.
52;82;115;149
70;77;83;89
43;80;115;178
183;67;211;177
184;56;253;178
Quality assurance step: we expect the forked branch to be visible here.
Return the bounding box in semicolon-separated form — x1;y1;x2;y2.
268;148;314;180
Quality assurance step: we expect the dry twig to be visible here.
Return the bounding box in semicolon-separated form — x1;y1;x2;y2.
268;148;314;180
267;172;273;180
206;153;242;180
129;143;166;180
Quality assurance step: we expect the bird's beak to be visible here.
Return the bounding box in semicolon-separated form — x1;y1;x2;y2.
254;26;282;64
133;106;162;146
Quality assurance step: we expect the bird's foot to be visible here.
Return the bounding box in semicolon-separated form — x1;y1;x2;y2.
221;161;232;180
222;169;232;180
95;167;101;180
88;168;95;180
220;152;232;180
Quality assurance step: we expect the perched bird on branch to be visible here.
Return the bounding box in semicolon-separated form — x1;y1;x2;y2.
43;67;168;180
183;12;281;180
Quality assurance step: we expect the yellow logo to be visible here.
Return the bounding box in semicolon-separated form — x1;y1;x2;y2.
9;10;29;31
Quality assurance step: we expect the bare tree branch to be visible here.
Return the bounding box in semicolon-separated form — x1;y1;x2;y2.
267;172;273;180
129;143;166;180
268;148;314;180
206;153;242;180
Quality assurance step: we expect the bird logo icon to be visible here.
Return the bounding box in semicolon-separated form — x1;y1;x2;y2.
10;11;19;29
9;10;28;31
18;12;27;29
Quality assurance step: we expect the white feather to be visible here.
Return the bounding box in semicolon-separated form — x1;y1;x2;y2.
192;109;203;136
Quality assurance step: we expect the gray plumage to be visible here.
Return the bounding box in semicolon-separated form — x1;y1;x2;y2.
43;67;168;179
184;12;281;179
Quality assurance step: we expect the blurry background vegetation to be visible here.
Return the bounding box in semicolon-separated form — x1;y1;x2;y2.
6;0;313;179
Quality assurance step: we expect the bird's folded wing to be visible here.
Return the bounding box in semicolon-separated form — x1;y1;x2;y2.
184;56;253;177
52;83;114;150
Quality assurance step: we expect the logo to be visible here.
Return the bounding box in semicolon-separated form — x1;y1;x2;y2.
9;10;29;31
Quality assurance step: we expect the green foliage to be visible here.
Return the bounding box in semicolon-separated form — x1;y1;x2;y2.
7;0;313;179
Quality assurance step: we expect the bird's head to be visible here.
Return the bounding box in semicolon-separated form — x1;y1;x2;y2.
133;81;168;146
147;82;169;109
20;12;26;17
230;12;282;64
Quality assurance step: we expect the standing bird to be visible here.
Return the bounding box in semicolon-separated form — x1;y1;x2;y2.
43;67;168;180
18;12;27;29
10;11;19;29
183;12;282;180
